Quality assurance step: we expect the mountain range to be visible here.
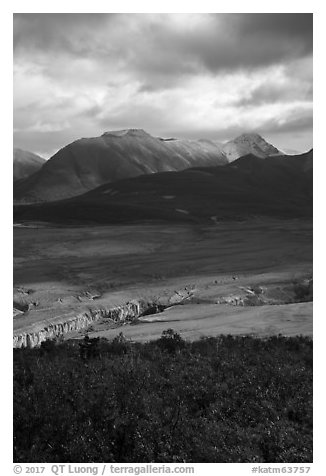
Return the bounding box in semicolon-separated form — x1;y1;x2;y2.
13;148;45;182
14;149;312;225
223;133;281;162
14;130;283;203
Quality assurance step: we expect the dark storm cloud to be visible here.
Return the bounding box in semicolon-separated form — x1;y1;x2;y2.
13;13;115;56
14;13;313;78
127;13;312;85
140;13;313;76
237;13;312;43
13;13;313;156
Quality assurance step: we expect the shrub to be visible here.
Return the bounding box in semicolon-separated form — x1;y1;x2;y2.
156;328;186;353
78;335;100;360
13;331;312;463
293;279;313;302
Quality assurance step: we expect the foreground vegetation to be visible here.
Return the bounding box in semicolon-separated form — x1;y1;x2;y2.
14;331;312;463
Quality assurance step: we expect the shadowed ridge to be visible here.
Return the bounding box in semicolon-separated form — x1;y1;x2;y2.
14;129;227;203
14;150;313;225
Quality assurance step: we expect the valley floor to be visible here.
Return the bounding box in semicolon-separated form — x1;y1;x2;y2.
13;217;313;344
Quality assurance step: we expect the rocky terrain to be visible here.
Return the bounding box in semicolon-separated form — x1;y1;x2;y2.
13;218;312;348
13;148;45;181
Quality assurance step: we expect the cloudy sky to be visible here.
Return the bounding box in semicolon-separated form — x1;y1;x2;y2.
13;13;313;158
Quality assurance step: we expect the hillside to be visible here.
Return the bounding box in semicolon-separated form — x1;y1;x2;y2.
13;148;45;181
14;150;312;224
13;129;228;203
13;131;286;204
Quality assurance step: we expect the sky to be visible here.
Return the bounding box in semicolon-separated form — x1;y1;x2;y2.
13;13;313;158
